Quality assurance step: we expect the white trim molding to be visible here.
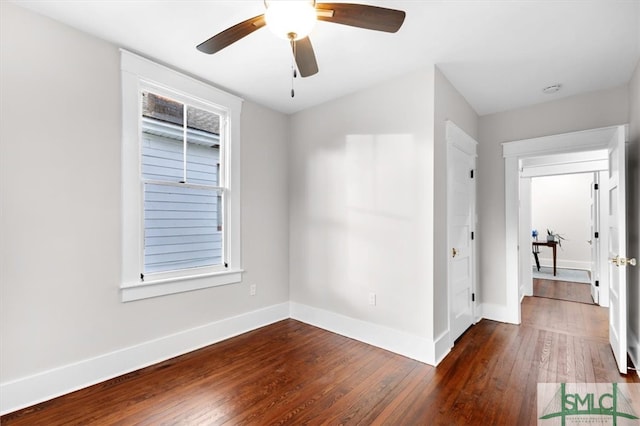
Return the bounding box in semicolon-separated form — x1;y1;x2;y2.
479;302;511;324
120;49;244;301
502;125;627;326
120;269;244;302
289;302;439;366
502;126;625;159
446;120;478;156
433;331;452;365
0;303;289;415
534;259;592;271
629;328;640;378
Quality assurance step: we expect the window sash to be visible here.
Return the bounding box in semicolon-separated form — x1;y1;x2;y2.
140;89;227;279
142;181;226;276
121;49;242;302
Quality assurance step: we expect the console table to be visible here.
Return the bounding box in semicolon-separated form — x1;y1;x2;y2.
532;241;557;276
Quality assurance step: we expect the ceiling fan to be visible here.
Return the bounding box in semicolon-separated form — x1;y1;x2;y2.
196;1;406;79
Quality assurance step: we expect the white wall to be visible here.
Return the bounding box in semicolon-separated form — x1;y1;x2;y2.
0;2;289;412
288;69;436;342
478;86;629;310
531;174;593;270
287;65;477;363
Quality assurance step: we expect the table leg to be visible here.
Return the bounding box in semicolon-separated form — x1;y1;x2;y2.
552;244;557;276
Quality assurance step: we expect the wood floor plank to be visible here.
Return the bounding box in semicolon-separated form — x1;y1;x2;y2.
533;278;594;305
3;296;639;425
233;338;379;425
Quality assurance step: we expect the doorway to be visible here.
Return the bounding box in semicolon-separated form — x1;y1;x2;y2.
503;126;622;323
503;124;630;373
528;173;603;305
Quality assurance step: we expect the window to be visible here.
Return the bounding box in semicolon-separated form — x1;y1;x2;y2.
141;91;224;274
120;50;243;301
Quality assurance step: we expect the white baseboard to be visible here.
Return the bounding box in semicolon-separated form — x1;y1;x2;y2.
0;303;289;415
480;302;517;324
433;330;451;365
629;328;640;378
289;302;437;366
519;284;532;302
536;259;591;271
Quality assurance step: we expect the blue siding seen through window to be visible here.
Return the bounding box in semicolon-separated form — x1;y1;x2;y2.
140;96;223;275
143;183;222;273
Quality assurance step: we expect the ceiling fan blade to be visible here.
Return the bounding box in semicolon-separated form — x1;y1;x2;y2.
292;36;319;78
316;3;405;33
197;14;266;54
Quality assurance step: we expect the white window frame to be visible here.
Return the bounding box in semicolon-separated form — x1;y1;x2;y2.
120;50;243;302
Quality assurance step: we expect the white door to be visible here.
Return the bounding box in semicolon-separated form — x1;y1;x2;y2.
607;125;634;374
590;173;599;304
447;122;477;342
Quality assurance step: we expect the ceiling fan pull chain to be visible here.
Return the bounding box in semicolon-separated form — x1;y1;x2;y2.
291;38;297;98
291;61;295;98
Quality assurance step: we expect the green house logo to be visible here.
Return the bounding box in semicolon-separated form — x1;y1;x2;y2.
539;383;639;425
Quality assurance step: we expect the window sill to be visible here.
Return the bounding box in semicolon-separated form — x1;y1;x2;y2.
120;269;244;302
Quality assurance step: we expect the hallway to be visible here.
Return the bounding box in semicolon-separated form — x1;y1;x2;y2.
533;277;595;305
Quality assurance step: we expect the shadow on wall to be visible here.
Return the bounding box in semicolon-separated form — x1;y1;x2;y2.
297;133;426;325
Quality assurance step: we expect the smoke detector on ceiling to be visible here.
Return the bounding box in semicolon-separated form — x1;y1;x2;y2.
542;84;562;94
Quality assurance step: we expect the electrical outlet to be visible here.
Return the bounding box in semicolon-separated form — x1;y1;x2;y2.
368;292;376;306
250;284;256;296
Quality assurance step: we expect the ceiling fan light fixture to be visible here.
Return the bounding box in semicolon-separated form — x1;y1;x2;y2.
264;1;317;41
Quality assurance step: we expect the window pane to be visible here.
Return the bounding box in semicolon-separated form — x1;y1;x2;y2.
186;105;220;186
143;182;223;274
141;92;184;183
139;93;225;276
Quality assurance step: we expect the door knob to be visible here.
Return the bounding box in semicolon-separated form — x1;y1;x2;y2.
611;255;637;267
452;248;458;258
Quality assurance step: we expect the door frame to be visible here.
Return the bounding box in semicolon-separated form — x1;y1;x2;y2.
446;120;478;347
503;125;627;324
593;170;611;307
518;157;609;304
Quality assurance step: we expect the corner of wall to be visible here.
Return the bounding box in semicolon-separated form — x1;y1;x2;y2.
289;302;441;366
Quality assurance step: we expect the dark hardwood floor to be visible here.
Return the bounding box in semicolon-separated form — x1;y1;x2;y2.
533;277;594;305
3;296;638;425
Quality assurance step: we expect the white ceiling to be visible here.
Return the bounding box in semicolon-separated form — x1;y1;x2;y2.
12;0;640;116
